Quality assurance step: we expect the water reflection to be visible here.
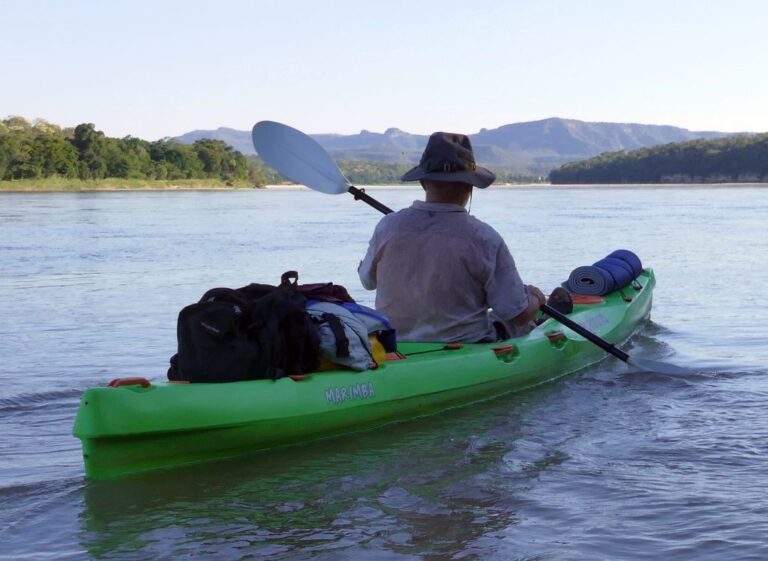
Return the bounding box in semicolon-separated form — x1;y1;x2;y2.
79;387;561;559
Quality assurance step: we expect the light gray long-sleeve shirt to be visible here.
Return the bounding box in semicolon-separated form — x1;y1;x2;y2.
358;201;530;342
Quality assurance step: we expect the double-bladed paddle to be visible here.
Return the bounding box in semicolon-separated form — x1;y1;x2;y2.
252;120;393;214
251;120;689;376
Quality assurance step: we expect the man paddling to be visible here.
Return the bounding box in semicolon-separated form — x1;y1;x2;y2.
359;132;567;342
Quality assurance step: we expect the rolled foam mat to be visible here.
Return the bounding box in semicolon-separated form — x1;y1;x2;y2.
565;249;644;295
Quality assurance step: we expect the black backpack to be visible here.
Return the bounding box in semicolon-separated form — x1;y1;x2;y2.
167;271;320;383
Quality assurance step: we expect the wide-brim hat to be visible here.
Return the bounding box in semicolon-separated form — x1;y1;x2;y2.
401;132;495;188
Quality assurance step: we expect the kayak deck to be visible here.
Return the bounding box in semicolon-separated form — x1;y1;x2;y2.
73;270;655;479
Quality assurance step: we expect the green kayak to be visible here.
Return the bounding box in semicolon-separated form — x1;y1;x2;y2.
73;269;655;480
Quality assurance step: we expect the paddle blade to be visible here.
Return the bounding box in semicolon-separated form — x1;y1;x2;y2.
626;356;691;376
252;121;350;194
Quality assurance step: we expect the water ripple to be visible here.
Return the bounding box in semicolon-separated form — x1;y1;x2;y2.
2;188;768;560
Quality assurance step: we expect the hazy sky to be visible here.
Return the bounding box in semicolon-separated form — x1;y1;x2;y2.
2;0;766;139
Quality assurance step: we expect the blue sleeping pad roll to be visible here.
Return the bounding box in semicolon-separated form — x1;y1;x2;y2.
566;265;615;295
607;249;643;276
595;256;635;288
565;249;644;295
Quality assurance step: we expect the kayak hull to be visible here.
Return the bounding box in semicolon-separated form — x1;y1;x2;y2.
74;269;655;479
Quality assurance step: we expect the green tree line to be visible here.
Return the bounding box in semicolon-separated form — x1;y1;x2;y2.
0;116;272;184
337;160;542;185
1;116;545;188
549;133;768;184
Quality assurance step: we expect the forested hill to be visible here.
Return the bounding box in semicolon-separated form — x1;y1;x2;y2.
548;134;768;184
176;118;731;174
0;116;269;184
6;115;759;187
0;116;530;185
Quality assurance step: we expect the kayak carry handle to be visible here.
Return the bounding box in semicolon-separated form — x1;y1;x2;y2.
546;331;568;349
492;344;519;363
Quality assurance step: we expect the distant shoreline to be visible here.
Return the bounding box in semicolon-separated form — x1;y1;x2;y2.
0;178;255;192
2;181;767;193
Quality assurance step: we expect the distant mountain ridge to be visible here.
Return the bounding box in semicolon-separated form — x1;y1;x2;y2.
175;118;732;174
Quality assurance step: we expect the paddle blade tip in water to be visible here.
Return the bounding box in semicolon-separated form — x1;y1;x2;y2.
251;121;350;195
626;356;692;376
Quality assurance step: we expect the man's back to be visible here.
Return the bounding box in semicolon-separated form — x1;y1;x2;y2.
359;201;528;342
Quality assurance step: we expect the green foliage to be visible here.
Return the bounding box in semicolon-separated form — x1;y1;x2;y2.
72;123;107;179
0;115;547;187
339;161;412;184
549;134;768;184
0;116;257;185
245;155;281;186
337;161;543;185
260;159;544;186
193;138;249;180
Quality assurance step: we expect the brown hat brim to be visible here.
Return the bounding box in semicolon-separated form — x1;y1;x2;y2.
401;165;496;189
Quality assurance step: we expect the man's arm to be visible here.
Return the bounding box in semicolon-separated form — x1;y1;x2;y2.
358;232;379;290
486;241;545;326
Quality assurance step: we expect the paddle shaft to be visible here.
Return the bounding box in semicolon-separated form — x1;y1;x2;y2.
541;303;630;363
349;186;394;214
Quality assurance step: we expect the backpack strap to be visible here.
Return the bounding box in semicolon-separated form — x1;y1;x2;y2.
322;313;350;358
280;270;299;288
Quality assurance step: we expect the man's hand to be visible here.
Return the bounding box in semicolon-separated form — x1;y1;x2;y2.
511;284;547;326
526;285;546;308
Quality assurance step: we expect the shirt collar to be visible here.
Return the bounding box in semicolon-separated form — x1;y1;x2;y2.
411;200;468;213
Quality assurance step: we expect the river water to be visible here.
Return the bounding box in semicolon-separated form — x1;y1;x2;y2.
1;186;767;560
